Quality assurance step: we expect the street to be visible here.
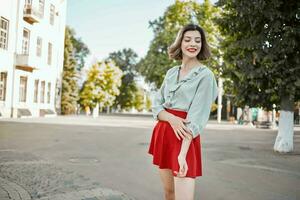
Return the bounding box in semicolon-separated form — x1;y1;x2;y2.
0;115;299;200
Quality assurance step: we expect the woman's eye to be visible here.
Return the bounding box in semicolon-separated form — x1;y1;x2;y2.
195;40;201;43
184;40;191;42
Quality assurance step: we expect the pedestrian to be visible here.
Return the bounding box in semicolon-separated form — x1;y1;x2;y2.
148;24;218;200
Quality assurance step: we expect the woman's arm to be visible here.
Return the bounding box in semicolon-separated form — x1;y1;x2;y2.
158;110;191;140
175;133;192;177
179;135;193;157
176;71;218;177
185;71;218;138
157;109;175;122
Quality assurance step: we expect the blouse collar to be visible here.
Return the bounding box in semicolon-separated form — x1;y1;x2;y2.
168;64;206;93
177;64;205;83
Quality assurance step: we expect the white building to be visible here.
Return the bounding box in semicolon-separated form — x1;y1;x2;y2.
0;0;67;118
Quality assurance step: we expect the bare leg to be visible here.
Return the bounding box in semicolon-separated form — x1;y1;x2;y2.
174;177;195;200
159;169;175;200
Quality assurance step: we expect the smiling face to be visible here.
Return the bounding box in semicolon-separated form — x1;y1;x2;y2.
180;30;202;59
168;24;210;61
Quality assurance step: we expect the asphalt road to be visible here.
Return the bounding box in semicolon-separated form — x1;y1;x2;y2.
0;115;299;200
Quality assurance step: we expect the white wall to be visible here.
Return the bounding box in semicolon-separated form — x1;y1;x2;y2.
0;0;18;117
1;0;67;118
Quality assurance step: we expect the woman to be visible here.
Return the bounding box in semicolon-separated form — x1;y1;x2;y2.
148;24;218;200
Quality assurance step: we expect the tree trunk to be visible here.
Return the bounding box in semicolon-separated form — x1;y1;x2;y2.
217;77;223;123
273;96;294;153
85;106;90;116
92;103;99;118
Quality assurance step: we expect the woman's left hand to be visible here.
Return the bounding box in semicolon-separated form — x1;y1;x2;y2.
174;155;188;177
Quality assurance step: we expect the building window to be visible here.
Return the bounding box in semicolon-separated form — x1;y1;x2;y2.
19;76;27;102
47;82;51;103
22;28;30;54
47;42;52;65
39;0;45;17
50;4;55;25
40;81;45;103
34;79;39;103
36;37;42;57
0;17;9;50
0;72;7;101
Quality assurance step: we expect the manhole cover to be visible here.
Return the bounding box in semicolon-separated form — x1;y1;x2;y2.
238;146;252;151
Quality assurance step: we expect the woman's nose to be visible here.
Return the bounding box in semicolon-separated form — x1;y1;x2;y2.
190;40;197;46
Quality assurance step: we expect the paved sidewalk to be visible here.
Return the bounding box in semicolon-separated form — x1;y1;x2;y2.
2;114;299;131
0;177;31;200
0;164;134;200
0;174;134;200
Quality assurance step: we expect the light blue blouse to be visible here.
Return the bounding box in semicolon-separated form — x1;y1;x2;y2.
151;64;218;138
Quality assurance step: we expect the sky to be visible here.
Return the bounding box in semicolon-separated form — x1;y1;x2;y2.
66;0;175;63
66;0;217;88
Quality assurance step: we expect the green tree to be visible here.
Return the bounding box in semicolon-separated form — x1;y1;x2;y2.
146;95;152;111
79;61;123;112
216;0;300;152
107;48;139;110
67;26;90;72
137;0;221;87
199;0;223;75
61;27;79;115
133;88;145;112
61;26;90;115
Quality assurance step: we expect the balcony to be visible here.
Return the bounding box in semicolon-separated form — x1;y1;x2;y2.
23;4;41;24
15;54;39;72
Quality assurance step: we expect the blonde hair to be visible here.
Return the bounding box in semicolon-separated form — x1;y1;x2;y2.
168;24;211;60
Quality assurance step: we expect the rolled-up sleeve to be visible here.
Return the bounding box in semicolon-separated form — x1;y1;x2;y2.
151;72;169;120
185;72;218;138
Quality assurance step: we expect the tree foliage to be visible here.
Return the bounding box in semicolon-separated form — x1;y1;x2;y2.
67;26;90;72
137;0;222;88
61;26;90;114
133;88;145;112
216;0;300;109
61;27;79;115
145;95;152;111
107;48;139;110
79;61;122;109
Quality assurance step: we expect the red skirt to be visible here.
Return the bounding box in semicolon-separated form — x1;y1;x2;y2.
148;108;202;178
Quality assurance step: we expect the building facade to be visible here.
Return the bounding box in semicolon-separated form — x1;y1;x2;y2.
0;0;66;118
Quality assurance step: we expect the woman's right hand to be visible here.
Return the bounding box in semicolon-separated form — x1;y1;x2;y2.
168;115;191;140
